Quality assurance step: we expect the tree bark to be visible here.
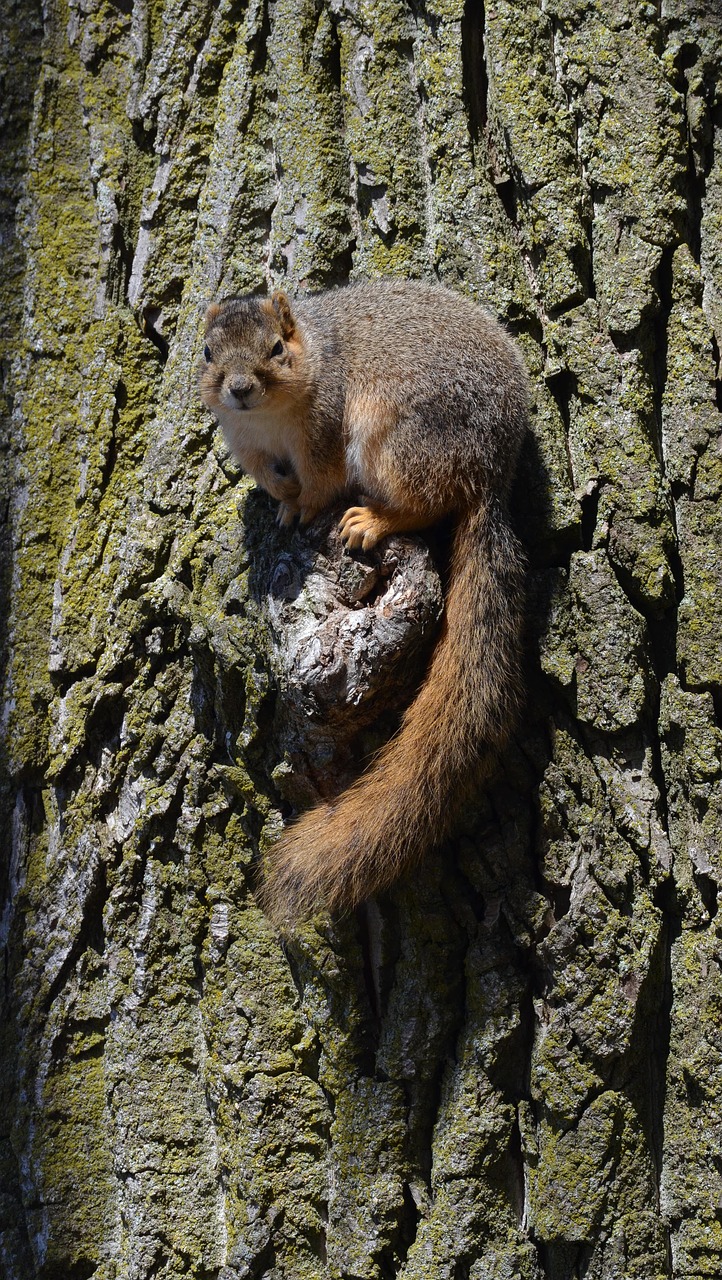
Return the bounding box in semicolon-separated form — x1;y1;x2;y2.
1;0;721;1277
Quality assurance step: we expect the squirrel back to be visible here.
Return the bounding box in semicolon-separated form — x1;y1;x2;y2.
199;281;529;927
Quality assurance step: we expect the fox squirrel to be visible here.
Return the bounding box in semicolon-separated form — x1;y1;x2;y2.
199;280;528;928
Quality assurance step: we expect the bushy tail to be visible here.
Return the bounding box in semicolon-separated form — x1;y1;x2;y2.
260;498;526;929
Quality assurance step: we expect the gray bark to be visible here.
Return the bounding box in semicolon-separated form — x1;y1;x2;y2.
1;0;721;1277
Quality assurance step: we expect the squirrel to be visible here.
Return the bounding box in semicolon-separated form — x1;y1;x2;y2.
198;280;528;929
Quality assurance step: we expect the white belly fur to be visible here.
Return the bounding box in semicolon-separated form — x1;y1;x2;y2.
345;428;365;485
344;394;391;495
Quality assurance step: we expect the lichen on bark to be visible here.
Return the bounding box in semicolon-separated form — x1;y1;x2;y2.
1;0;721;1277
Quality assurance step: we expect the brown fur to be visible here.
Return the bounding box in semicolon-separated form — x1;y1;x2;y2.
198;280;529;928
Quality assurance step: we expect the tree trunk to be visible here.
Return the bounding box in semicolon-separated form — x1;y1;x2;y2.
1;0;721;1276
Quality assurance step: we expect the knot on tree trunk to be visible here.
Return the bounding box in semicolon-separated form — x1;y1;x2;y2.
248;500;444;809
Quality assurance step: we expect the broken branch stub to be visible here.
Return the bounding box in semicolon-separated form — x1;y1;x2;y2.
252;505;444;809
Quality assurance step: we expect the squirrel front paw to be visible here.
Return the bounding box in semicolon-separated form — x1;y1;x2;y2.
298;504;323;526
276;500;300;527
265;461;301;505
277;501;323;528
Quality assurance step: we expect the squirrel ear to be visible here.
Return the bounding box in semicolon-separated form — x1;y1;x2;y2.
271;291;296;337
204;302;221;328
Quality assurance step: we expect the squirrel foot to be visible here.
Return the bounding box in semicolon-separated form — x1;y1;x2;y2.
339;504;398;551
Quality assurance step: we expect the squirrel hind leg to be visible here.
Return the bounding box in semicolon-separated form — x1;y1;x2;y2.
339;501;438;551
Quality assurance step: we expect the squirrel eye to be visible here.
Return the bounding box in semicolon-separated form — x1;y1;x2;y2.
204;344;212;362
270;340;284;358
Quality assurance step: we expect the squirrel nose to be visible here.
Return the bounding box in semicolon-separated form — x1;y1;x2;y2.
228;376;254;400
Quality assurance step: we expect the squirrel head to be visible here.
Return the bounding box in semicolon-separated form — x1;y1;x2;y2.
198;291;304;414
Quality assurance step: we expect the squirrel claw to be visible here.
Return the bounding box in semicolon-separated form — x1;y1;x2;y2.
277;502;299;528
339;505;386;551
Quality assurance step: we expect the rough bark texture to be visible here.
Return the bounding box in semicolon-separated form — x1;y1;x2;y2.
1;0;721;1277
